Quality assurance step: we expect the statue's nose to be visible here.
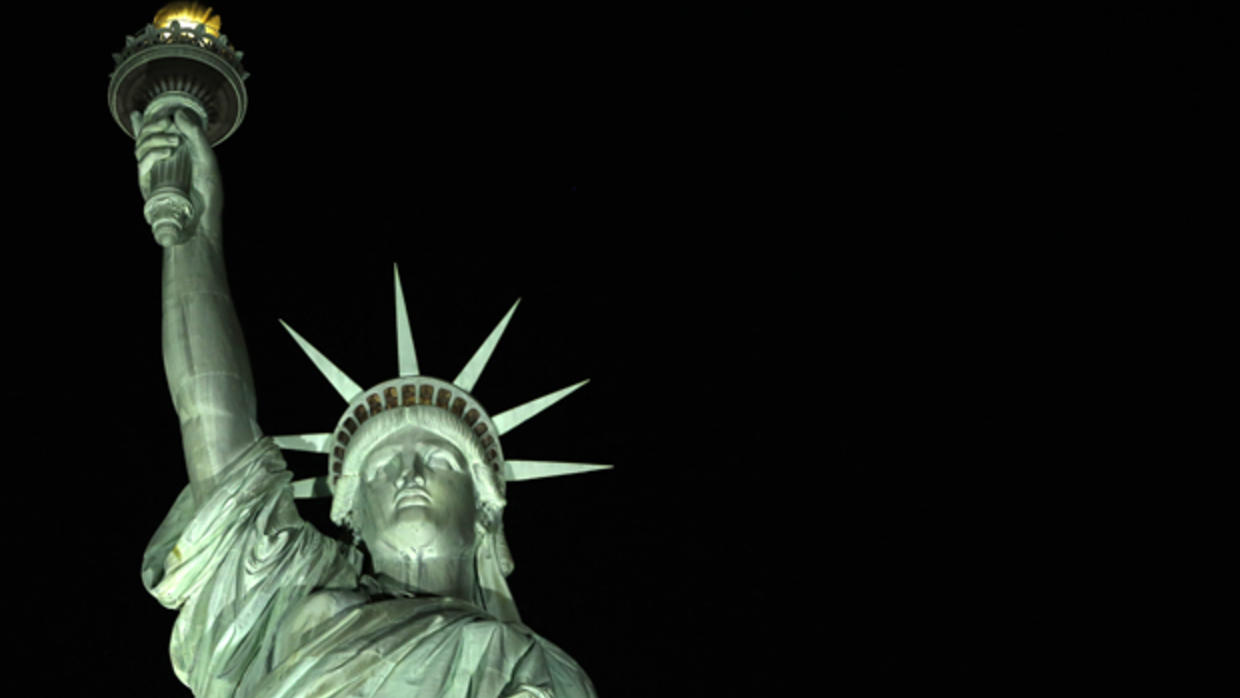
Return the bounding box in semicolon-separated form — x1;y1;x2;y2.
396;455;428;487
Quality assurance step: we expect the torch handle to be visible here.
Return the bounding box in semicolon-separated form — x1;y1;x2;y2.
140;99;205;247
144;143;195;247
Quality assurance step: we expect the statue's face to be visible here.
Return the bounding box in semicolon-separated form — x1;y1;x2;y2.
356;424;478;557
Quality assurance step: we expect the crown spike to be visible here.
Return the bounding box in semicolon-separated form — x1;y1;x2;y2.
504;460;613;482
279;319;364;403
273;433;334;453
394;263;419;377
292;476;332;499
454;298;521;392
493;379;590;436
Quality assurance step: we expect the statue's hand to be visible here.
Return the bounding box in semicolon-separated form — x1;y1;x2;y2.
131;108;223;243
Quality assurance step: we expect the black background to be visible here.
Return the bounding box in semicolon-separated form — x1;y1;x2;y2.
3;3;1221;695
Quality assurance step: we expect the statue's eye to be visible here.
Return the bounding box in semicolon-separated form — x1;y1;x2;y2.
365;456;400;481
428;451;457;470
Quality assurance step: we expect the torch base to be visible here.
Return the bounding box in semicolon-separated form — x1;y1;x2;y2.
109;42;248;146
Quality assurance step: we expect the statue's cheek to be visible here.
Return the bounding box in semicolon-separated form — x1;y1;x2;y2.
359;487;389;526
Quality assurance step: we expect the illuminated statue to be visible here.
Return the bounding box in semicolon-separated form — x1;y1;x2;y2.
117;6;609;697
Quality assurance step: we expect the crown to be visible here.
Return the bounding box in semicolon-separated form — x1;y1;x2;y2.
274;264;612;525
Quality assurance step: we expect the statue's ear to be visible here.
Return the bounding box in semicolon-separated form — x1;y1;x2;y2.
348;495;368;539
470;460;505;529
469;460;489;492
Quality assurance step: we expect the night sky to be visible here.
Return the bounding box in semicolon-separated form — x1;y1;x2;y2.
5;3;1219;695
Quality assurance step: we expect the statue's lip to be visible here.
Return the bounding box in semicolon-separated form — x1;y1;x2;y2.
395;487;432;505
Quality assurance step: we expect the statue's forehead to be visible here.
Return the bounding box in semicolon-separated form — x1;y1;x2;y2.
364;424;466;461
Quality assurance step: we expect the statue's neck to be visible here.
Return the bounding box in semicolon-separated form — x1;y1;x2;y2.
367;542;477;602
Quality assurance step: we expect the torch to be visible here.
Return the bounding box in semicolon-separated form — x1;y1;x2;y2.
107;3;249;246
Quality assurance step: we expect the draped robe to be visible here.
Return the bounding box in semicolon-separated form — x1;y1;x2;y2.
142;437;597;698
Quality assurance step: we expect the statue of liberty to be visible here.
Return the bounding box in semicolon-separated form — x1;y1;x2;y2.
132;99;609;697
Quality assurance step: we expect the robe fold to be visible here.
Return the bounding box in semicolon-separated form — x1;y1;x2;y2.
142;437;597;698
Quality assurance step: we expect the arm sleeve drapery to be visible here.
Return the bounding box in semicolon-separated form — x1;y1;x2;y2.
141;436;362;698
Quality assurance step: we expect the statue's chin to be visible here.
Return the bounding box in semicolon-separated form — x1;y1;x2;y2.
386;510;435;536
366;504;475;557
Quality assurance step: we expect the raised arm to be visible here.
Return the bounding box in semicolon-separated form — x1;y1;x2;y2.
134;108;262;506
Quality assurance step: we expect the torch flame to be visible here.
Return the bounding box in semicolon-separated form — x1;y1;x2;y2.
153;2;222;36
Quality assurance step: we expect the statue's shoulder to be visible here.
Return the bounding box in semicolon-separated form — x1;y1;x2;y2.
506;623;598;697
272;589;368;667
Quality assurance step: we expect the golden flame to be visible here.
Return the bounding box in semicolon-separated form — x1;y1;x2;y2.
153;2;222;36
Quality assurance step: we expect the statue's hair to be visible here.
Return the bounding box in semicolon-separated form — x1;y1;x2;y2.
336;405;508;541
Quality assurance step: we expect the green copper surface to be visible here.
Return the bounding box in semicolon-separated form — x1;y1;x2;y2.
128;85;607;698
